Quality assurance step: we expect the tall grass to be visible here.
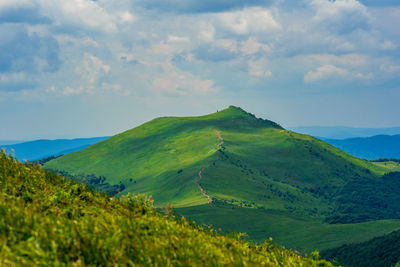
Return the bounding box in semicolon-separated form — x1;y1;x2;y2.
0;151;333;266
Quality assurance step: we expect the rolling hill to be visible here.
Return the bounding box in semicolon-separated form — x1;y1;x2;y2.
323;134;400;160
44;106;400;253
1;151;334;266
1;137;109;162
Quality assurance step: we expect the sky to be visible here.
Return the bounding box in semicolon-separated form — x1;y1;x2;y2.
0;0;399;140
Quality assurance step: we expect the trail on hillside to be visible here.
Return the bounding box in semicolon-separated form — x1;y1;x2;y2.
196;167;212;204
216;130;224;149
195;130;224;205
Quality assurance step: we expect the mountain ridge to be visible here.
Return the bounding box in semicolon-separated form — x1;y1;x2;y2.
44;106;400;253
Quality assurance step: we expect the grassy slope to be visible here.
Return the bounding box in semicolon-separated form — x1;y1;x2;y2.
321;229;400;267
44;106;397;252
45;106;385;207
0;151;333;266
176;205;400;253
371;160;400;172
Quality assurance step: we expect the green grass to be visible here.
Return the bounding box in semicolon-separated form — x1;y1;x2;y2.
371;160;400;172
45;106;385;207
176;204;400;253
0;151;334;266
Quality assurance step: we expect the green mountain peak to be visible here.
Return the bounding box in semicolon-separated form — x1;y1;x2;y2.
44;107;398;253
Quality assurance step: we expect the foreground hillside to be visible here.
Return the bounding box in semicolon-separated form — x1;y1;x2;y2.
44;106;400;252
0;151;332;266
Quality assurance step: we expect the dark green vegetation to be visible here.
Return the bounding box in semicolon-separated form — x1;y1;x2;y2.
2;137;109;161
55;170;126;196
372;158;400;164
321;230;400;267
0;151;333;266
45;106;400;254
327;172;400;224
324;134;400;160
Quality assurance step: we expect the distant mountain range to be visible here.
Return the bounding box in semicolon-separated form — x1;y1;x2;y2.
0;140;24;146
290;126;400;139
323;134;400;160
1;137;110;161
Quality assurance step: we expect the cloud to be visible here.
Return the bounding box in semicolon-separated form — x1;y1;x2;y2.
194;40;238;62
359;0;400;7
0;0;136;35
134;0;275;14
304;64;349;83
152;63;218;95
380;63;400;73
0;72;35;91
248;58;272;77
63;85;84;95
198;22;215;43
296;53;370;68
0;25;61;73
0;1;51;24
240;37;272;56
310;0;370;34
381;40;397;50
0;24;61;91
168;35;190;43
75;53;111;84
218;7;280;35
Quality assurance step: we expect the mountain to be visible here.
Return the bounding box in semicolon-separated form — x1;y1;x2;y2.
1;137;110;161
44;106;400;252
323;134;400;160
0;140;24;146
1;151;334;265
290;126;400;139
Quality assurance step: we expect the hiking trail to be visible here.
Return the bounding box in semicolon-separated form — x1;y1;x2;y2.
195;130;224;205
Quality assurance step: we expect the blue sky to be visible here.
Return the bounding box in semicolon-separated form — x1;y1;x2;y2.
0;0;399;140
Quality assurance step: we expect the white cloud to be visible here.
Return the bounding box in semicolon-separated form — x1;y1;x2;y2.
381;40;397;50
63;85;83;95
119;11;136;23
304;64;349;83
152;64;218;95
297;53;370;68
198;22;215;43
310;0;370;34
75;53;111;84
39;0;118;32
0;0;33;10
167;35;190;43
240;37;272;56
54;35;100;48
248;58;272;78
218;7;280;35
101;82;121;92
380;64;400;73
0;72;37;91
